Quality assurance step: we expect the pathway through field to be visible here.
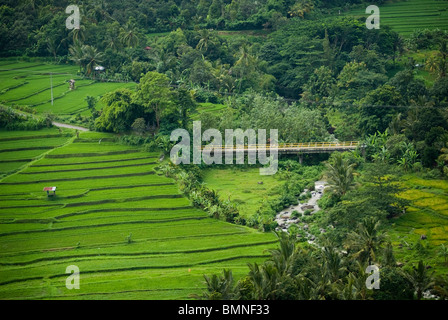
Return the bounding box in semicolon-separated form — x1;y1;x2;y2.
52;122;89;132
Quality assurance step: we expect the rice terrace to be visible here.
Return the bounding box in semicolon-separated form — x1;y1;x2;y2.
1;0;448;302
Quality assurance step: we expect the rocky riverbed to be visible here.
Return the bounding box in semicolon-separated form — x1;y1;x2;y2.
275;181;328;242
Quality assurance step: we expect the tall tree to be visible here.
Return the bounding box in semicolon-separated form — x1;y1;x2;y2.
404;260;435;300
324;152;356;198
83;45;104;76
134;72;175;132
196;29;216;53
344;217;386;265
95;89;143;133
68;40;86;73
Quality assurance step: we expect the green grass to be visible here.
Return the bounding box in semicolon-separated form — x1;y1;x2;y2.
387;174;448;275
0;131;278;299
0;60;136;116
34;82;136;115
0;128;74;177
202;167;286;218
389;49;440;86
346;0;448;36
191;102;227;120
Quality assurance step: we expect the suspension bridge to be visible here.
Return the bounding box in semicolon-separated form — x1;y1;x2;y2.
202;141;363;163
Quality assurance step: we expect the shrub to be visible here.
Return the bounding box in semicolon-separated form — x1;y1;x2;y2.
1;106;47;130
372;267;414;300
304;209;312;216
119;134;151;146
193;87;221;103
317;192;338;209
291;210;301;218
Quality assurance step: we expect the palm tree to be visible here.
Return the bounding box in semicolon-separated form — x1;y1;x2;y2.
404;260;435;300
425;40;448;78
119;25;140;48
382;242;397;267
344;217;386;265
196;29;215;53
195;269;236;300
234;43;256;71
267;232;296;276
438;40;448;78
288;0;315;18
155;135;173;156
433;274;448;299
83;45;104;76
324;152;356;198
212;61;234;93
425;54;438;74
70;25;86;42
321;245;346;283
343;262;373;300
438;244;448;265
438;141;448;176
25;0;36;11
388;113;403;135
68;40;86;73
233;43;257;93
372;146;391;164
147;48;175;73
402;108;420;139
245;233;302;300
106;35;121;51
46;37;58;61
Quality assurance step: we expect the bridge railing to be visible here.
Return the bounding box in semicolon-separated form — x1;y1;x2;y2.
200;141;360;150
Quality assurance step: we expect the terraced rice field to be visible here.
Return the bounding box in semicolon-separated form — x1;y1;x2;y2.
389;175;448;274
0;130;277;299
347;0;448;36
0;128;73;178
191;102;227;120
0;61;136;116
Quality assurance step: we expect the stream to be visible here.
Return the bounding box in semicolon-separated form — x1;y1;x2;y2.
275;181;328;243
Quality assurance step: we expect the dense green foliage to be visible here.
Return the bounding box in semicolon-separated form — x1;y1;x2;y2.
2;0;448;301
1;0;379;57
198;232;447;300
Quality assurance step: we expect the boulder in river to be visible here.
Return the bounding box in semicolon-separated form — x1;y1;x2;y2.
301;205;314;211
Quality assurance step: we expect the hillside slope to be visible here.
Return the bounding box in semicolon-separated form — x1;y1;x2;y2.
0;131;277;299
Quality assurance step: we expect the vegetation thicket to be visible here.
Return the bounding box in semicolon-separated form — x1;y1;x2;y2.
1;0;448;300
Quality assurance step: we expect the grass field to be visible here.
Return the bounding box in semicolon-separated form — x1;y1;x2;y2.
0;130;277;299
191;102;227;120
388;175;448;275
0;61;136;116
0;128;74;178
347;0;448;36
202;168;286;218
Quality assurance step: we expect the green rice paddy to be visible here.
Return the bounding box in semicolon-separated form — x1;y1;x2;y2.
347;0;448;36
0;130;277;299
0;128;73;178
388;175;448;275
0;61;136;116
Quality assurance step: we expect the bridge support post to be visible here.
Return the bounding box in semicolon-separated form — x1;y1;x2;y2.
298;154;303;164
